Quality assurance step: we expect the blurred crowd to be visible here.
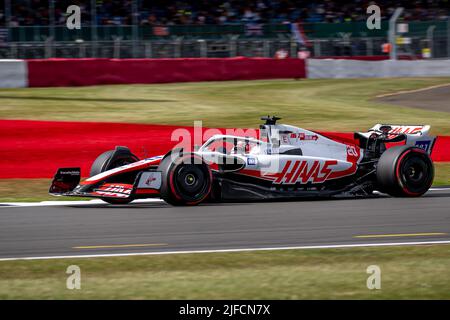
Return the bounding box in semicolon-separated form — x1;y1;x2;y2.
0;0;449;27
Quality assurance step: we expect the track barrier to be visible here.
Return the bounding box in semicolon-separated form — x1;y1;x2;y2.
26;57;306;87
2;58;450;87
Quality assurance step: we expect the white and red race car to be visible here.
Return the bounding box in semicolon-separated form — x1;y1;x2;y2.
50;116;436;205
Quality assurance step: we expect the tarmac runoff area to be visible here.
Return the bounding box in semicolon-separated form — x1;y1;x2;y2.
375;83;450;113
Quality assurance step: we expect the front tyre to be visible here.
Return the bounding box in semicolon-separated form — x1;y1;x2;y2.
90;149;139;177
376;146;434;197
159;154;212;206
90;147;139;205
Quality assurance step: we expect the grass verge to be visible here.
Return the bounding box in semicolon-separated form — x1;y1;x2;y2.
1;244;450;299
0;179;89;202
1;78;450;134
434;163;450;186
1;162;448;202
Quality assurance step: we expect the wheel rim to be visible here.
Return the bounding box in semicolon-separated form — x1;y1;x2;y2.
173;164;210;202
399;154;432;194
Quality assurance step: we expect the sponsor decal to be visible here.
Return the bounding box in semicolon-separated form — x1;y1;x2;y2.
415;140;431;152
295;133;319;141
347;145;359;157
274;160;338;184
94;191;129;198
146;176;156;185
388;126;423;139
346;145;361;163
59;170;80;175
137;172;162;189
98;184;132;195
247;158;257;166
94;185;132;198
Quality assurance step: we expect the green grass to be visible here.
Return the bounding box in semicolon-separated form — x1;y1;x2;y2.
434;163;450;186
1;162;448;202
1;244;450;299
0;179;90;202
1;78;450;134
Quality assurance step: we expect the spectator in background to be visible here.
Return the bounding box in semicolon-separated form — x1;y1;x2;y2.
3;0;449;26
0;9;5;27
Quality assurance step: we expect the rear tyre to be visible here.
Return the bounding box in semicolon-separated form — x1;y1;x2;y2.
90;148;139;204
158;154;212;206
376;146;434;197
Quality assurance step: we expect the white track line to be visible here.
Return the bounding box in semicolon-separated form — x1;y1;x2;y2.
1;240;450;261
0;198;163;207
1;187;448;207
375;83;450;98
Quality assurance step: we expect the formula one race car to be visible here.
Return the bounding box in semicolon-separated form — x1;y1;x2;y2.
50;116;436;205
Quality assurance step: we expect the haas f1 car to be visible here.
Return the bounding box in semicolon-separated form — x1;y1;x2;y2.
50;116;435;205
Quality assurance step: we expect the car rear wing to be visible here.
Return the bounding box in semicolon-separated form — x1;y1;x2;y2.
369;124;430;136
368;124;436;154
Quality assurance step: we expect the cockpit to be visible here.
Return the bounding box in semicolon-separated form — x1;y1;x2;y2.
199;135;268;156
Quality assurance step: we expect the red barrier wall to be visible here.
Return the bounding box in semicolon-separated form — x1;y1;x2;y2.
27;57;306;87
432;136;450;162
1;120;448;179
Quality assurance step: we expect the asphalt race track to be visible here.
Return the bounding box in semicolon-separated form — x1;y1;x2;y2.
375;83;450;113
0;189;449;260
